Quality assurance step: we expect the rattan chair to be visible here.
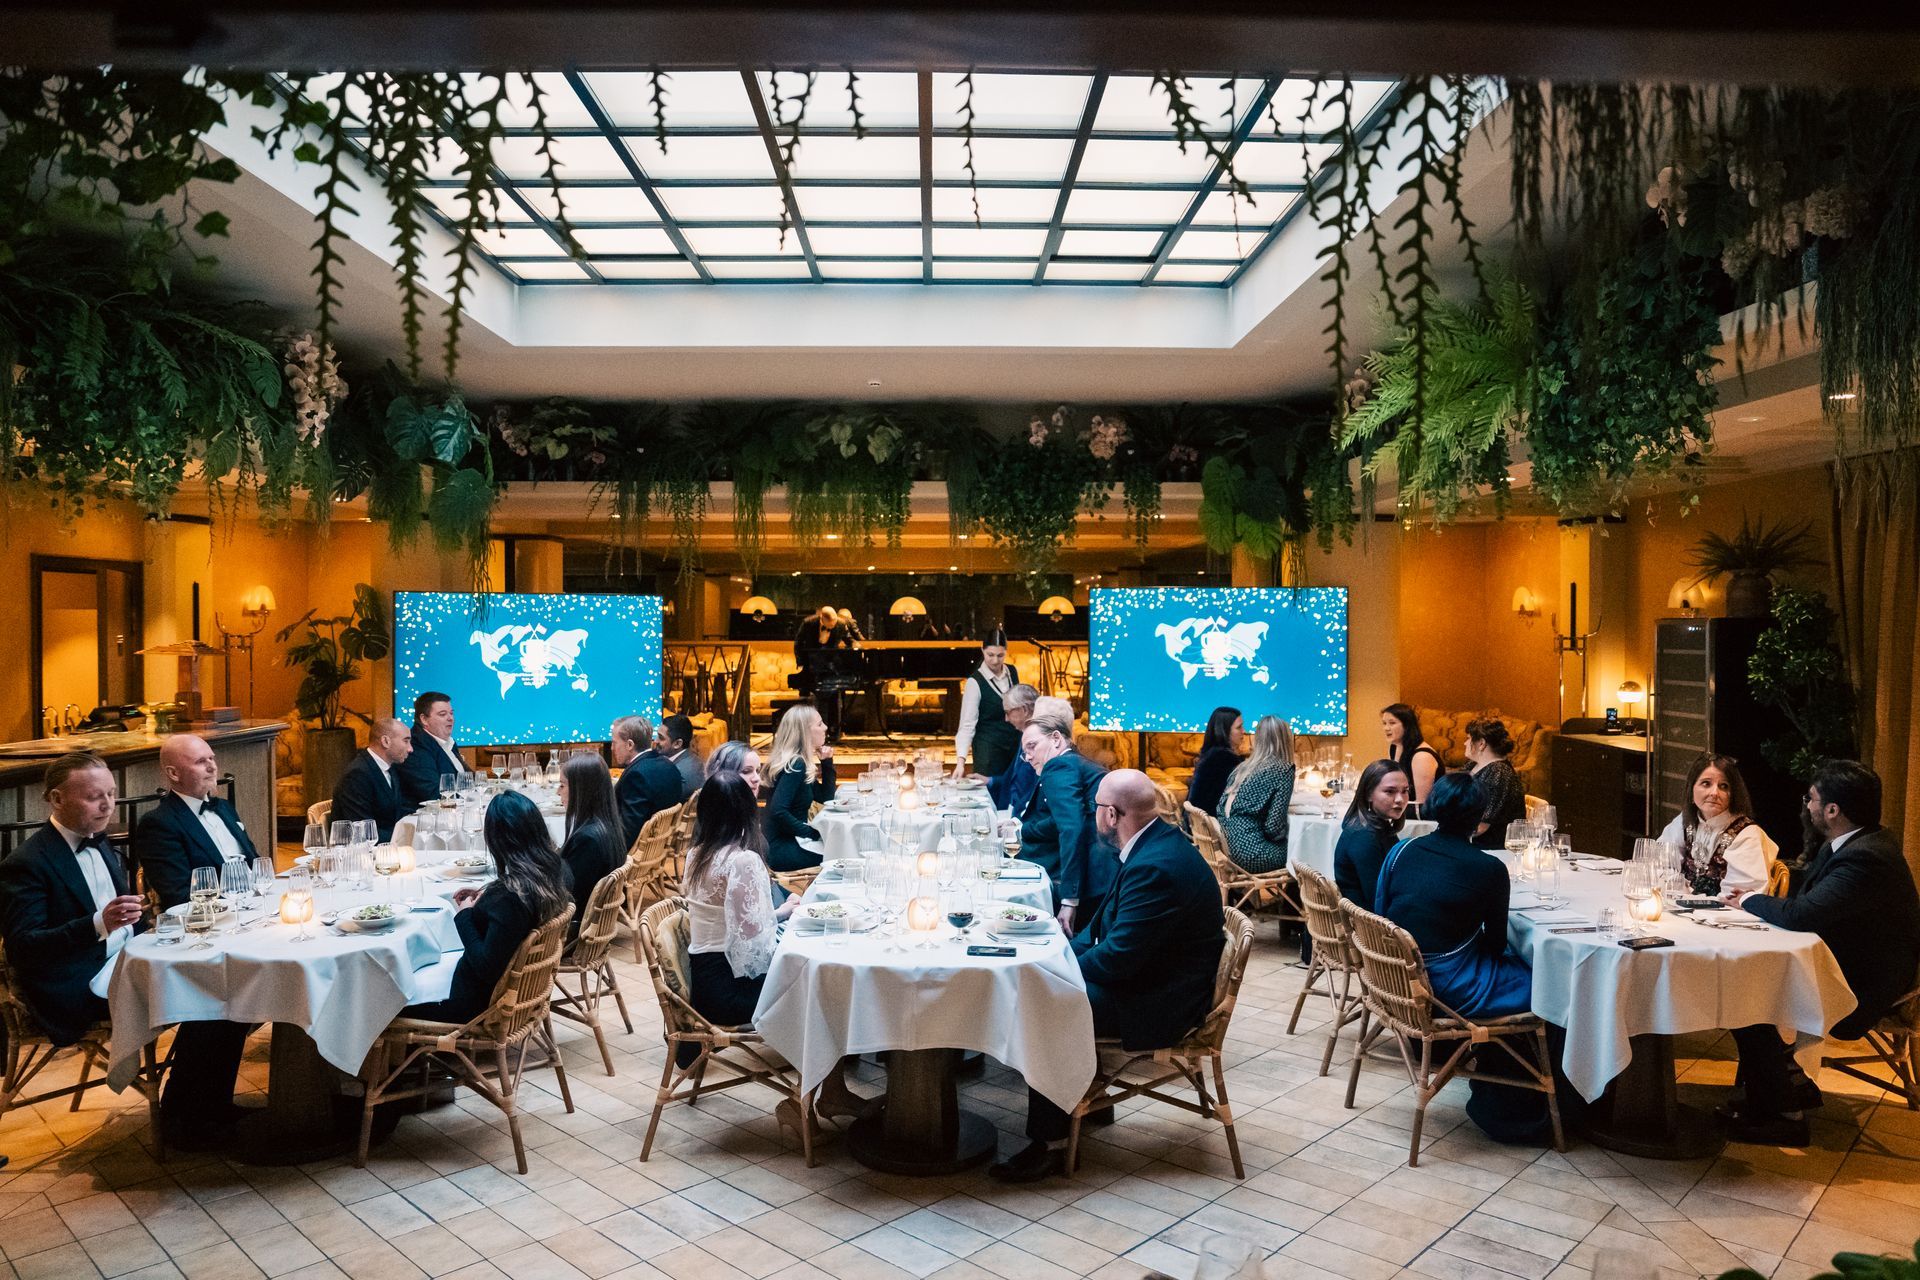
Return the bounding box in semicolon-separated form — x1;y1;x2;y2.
355;912;574;1174
551;869;633;1077
1066;907;1258;1178
1823;964;1920;1110
1339;900;1565;1166
1185;803;1302;928
1;950;170;1158
771;867;821;897
307;799;332;827
1152;783;1183;827
1767;857;1793;897
620;805;684;961
1287;865;1367;1075
669;800;699;875
635;897;818;1166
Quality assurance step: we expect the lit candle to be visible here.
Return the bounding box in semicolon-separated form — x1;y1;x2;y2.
278;892;309;924
899;788;921;812
1628;891;1663;924
915;850;940;878
907;896;941;932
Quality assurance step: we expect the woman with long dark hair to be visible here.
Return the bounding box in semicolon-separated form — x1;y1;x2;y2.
1381;703;1443;803
1185;706;1246;816
1464;717;1528;849
559;753;626;934
404;791;573;1024
1657;753;1778;896
1333;760;1414;906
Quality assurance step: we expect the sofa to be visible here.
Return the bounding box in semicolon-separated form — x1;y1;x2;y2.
1414;706;1556;798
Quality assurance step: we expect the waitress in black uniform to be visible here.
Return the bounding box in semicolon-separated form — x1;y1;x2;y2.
953;628;1021;777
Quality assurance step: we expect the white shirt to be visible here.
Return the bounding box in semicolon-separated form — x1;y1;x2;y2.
1118;818;1160;866
954;664;1016;761
1829;827;1863;854
372;751;394;786
51;818;132;958
173;789;245;863
1657;809;1777;898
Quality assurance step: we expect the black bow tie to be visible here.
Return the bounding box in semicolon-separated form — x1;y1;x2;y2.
198;799;215;816
78;833;114;854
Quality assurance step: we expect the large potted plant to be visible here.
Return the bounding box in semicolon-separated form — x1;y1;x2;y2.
1686;515;1819;618
277;584;390;807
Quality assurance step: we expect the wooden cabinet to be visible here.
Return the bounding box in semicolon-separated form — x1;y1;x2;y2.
1652;618;1800;847
1552;733;1651;858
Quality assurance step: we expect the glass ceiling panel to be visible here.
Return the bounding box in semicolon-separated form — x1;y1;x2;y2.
327;68;1399;289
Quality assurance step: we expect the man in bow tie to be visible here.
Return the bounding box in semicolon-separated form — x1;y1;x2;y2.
131;735;260;1149
0;753;144;1050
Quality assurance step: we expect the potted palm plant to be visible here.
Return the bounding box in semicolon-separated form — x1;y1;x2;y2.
1686;515;1819;618
277;584;390;807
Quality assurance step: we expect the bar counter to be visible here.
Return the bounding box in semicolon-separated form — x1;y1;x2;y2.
0;720;285;845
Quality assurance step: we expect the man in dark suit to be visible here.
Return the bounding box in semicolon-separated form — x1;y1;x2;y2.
976;685;1040;817
0;754;145;1048
612;715;682;849
131;734;259;1148
654;714;702;801
1016;701;1115;932
991;768;1226;1182
395;691;463;810
1725;760;1920;1145
330;718;413;842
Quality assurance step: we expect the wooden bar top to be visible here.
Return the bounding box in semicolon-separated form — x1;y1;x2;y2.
0;720;287;787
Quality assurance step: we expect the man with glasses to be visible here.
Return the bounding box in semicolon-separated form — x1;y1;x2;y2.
1721;760;1920;1145
990;768;1223;1182
1016;699;1114;933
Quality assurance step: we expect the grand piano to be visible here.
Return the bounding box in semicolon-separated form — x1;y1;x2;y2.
791;641;980;738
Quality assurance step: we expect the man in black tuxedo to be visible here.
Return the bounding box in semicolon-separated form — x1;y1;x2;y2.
132;734;260;1148
330;718;413;842
395;691;464;810
1725;760;1920;1145
991;769;1225;1183
611;715;681;849
1016;701;1116;933
0;754;144;1049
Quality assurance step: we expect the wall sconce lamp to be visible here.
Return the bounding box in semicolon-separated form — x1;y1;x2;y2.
889;595;927;624
739;595;777;621
1039;595;1076;621
1510;587;1541;622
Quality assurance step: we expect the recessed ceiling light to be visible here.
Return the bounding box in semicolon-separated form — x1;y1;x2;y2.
790;571;800;577
1829;392;1857;401
948;565;958;571
824;533;840;540
1735;415;1764;423
867;564;876;571
956;534;969;541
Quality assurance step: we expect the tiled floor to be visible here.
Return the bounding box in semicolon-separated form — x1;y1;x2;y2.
5;923;1920;1280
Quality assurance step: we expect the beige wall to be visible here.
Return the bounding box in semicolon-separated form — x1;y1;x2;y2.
1300;530;1400;745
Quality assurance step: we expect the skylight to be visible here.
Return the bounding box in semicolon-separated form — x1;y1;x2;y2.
312;71;1395;288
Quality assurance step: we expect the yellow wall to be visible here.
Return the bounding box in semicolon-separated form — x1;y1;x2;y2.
1301;530;1401;743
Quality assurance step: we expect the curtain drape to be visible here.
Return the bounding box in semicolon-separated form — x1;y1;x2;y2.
1831;446;1920;873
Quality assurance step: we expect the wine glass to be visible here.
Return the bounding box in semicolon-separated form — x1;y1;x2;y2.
188;866;220;950
947;886;977;944
490;753;506;780
353;819;376;851
996;818;1022;861
287;884;314;943
1623;861;1661;935
374;844;403;899
970;809;992;841
329;819;351;853
1505;820;1534;880
222;859;252;912
439;773;458;804
252;855;276;899
303;822;327;867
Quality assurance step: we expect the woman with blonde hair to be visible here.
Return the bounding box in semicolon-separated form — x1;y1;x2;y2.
1217;715;1296;874
764;705;835;871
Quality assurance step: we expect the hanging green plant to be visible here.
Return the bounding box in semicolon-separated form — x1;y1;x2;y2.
1528;241;1720;517
1340;275;1532;525
784;408;920;549
1746;587;1856;784
965;408;1109;583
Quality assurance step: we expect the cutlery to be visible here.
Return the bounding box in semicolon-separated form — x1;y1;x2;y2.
1549;926;1602;934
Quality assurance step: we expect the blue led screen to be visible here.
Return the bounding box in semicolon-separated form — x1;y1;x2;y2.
393;592;663;745
1088;587;1348;734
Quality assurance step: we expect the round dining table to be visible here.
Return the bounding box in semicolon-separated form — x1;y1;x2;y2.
751;864;1094;1176
104;858;485;1163
1506;856;1856;1158
812;793;999;861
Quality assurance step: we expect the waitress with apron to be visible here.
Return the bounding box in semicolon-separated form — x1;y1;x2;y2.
953;628;1021;777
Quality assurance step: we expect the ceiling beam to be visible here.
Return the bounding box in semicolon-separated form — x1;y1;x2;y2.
742;71;824;283
564;69;715;283
1032;73;1107;285
918;71;935;284
1139;78;1278;284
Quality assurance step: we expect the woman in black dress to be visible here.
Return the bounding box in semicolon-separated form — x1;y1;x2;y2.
1333;760;1414;906
558;753;626;935
953;628;1021;778
1185;706;1245;817
1381;702;1444;805
1464;717;1528;850
764;705;835;872
404;791;573;1024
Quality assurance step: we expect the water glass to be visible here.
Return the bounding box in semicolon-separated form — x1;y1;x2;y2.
222;859;252;907
303;822;327;863
823;914;851;948
329;819;352;851
1597;906;1621;938
154;911;184;946
1194;1234;1257;1280
353;819;376;850
439;772;457;801
253;856;277;898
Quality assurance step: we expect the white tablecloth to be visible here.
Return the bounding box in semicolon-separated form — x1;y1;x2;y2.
751;869;1096;1112
809;863;1053;915
105;870;477;1090
1507;868;1857;1101
395;805;564;850
1287;811;1437;884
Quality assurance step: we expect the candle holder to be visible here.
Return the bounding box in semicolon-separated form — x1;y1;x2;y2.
281;888;314;941
908;894;941;950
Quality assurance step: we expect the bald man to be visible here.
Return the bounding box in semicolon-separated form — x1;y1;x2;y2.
135;734;259;911
330;717;413;842
990;768;1225;1183
132;735;261;1150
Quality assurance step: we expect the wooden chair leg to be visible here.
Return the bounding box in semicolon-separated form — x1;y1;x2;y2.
1211;1055;1244;1180
640;1051;676;1160
1345;1009;1373;1108
606;966;634;1034
1537;1026;1567;1152
1409;1041;1433;1167
543;1018;575;1112
1286;958;1321;1035
69;1053;91;1111
495;1046;531;1174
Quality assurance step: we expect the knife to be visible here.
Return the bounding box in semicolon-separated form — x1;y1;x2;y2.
1549;925;1602;934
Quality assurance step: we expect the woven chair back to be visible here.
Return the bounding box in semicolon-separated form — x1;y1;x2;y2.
1189;907;1257;1049
566;869;627;968
638;897;704;1035
1184;804;1233;882
478;913;570;1042
1340;900;1440;1038
670;801;698;856
0;950;37;1044
1152;783;1181;825
1294;865;1357;966
629;803;681;862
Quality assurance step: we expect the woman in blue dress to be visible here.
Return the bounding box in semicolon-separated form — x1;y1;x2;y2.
1373;770;1532;1019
